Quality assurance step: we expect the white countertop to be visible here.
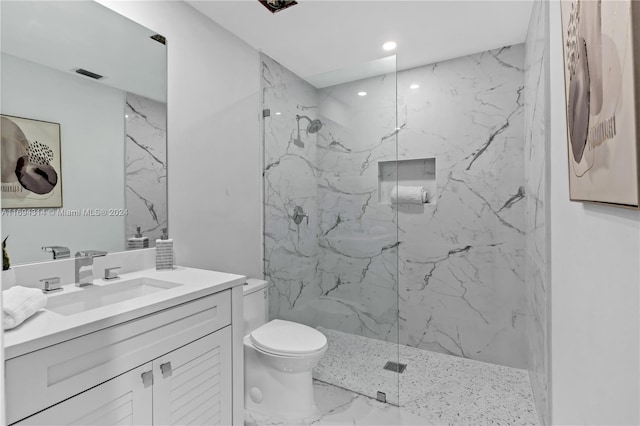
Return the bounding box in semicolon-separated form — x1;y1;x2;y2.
4;266;245;359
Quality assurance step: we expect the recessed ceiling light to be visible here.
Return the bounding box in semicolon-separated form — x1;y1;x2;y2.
382;41;397;51
410;83;420;90
275;112;282;115
358;91;367;97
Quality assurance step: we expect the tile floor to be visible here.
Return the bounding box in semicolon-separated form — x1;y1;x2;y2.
247;328;540;426
245;380;431;426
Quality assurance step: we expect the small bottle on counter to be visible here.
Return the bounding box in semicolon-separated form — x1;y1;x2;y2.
128;226;149;249
155;228;173;270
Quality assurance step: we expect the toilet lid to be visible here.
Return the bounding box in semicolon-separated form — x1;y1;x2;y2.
250;319;327;356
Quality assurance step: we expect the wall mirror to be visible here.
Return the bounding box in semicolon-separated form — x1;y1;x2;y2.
0;0;168;265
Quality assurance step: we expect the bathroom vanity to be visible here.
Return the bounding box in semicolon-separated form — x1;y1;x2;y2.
3;266;245;425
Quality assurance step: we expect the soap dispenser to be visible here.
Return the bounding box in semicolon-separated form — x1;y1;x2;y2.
155;228;173;270
127;226;149;249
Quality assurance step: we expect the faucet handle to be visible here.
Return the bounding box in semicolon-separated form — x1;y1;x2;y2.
40;276;62;294
104;266;121;280
292;206;310;225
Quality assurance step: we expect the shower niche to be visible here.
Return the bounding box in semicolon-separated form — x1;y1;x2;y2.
378;157;437;205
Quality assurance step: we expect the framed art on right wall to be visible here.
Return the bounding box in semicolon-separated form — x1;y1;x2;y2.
560;0;640;209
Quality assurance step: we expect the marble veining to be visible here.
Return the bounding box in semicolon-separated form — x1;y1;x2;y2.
125;93;167;244
262;54;321;332
523;1;551;424
396;45;527;368
263;44;527;385
262;53;399;356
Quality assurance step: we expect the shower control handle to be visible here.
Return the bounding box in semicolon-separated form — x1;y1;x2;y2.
292;206;309;225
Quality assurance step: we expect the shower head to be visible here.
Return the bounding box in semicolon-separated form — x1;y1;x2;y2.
296;115;323;134
306;119;323;134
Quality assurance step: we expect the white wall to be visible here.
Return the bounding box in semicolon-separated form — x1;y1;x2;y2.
549;2;640;425
2;53;126;264
97;1;263;279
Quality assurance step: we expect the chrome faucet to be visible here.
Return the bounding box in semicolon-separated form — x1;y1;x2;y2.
42;246;70;260
75;250;107;287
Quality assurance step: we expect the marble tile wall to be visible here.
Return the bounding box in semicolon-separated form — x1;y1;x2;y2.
396;45;527;369
524;0;551;424
262;54;399;342
261;54;322;326
124;93;167;244
263;46;527;369
314;74;399;341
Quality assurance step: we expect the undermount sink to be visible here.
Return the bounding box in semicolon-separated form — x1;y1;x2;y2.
46;277;182;316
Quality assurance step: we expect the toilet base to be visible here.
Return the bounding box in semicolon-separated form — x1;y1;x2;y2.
244;341;319;419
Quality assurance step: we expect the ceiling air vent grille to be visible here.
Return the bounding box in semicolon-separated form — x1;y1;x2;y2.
258;0;298;14
75;68;103;80
150;34;166;45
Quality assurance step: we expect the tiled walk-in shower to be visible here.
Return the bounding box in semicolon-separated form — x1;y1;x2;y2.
262;25;545;424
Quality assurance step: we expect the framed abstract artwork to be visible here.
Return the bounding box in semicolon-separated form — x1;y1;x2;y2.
561;0;640;208
1;114;62;208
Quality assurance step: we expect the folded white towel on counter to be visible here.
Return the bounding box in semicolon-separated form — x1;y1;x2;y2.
391;186;429;204
2;286;47;330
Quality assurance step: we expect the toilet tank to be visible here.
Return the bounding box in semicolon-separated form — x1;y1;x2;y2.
243;279;269;335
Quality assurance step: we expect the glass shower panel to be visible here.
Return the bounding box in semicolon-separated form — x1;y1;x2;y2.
261;53;400;404
262;55;319;326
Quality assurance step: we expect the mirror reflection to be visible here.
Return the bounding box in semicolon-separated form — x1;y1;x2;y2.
0;1;168;265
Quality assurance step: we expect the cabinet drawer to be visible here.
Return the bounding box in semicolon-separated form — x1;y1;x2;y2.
13;363;153;426
6;290;230;425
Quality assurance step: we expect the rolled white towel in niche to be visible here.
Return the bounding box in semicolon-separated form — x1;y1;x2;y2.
391;186;429;204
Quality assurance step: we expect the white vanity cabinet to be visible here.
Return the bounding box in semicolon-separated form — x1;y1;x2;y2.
14;329;231;426
14;362;154;425
6;288;235;425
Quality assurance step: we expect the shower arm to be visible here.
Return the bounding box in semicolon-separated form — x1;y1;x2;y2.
296;114;311;139
296;115;312;125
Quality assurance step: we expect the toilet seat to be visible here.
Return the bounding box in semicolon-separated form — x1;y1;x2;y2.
250;319;327;357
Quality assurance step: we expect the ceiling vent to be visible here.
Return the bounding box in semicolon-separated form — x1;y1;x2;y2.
150;34;166;45
74;68;103;80
258;0;298;14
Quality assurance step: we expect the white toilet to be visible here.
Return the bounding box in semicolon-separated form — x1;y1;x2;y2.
243;279;328;419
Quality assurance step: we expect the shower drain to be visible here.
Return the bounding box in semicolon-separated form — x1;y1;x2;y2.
383;361;407;373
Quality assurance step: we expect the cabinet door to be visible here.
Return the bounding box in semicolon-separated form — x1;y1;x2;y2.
14;363;153;426
152;327;232;426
